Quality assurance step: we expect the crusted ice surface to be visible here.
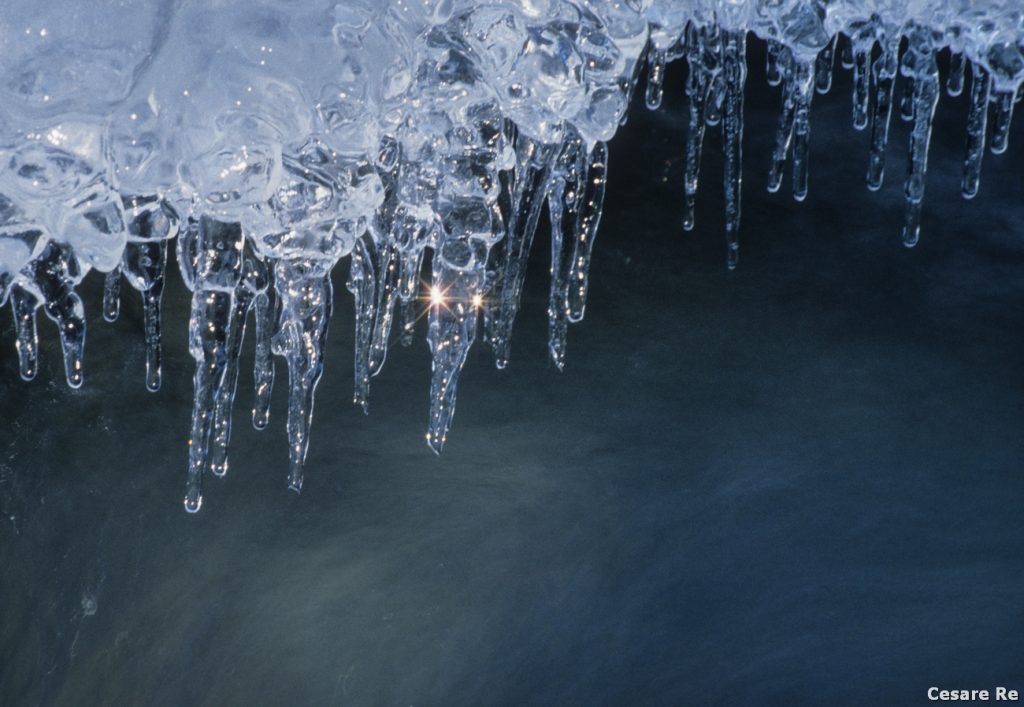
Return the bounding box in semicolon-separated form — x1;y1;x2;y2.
1;0;1022;509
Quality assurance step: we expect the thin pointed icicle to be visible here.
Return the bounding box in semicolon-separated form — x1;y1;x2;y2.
207;286;253;478
183;217;244;513
272;259;332;494
962;62;990;199
990;89;1015;155
102;268;120;322
123;241;169;392
790;60;815;202
369;243;400;377
251;286;276;430
547;129;586;369
425;245;482;454
10;287;39;381
867;40;899;191
683;24;713;231
815;35;836;94
26;241;86;388
947;52;965;96
852;41;872;130
768;49;796;194
347;234;375;412
206;242;266;477
721;29;746;270
645;46;667;110
490;134;556;369
901;40;940;248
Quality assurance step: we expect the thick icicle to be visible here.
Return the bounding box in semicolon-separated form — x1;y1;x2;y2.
272;259;332;493
683;24;717;231
721;29;746;270
183;217;244;513
10;287;39;381
546;128;586;369
901;35;940;248
899;78;916;121
990;90;1015;154
962;62;990;199
489;135;555;369
121;196;179;392
815;36;836;94
567;141;608;322
23;241;86;388
867;39;899;191
645;47;667;110
426;239;483;453
947;52;965;96
102;269;121;322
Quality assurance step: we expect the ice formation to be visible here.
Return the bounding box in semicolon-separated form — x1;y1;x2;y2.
1;1;1021;511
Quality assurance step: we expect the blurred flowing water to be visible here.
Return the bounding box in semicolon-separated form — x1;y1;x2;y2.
1;45;1023;706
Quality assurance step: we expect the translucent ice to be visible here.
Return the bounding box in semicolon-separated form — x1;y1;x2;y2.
1;0;1021;510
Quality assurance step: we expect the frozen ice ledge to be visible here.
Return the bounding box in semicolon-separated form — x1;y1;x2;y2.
0;1;1021;511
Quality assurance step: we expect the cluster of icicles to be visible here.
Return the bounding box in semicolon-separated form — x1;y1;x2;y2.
1;2;1021;511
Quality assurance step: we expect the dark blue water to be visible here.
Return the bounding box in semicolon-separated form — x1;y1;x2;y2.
2;43;1023;706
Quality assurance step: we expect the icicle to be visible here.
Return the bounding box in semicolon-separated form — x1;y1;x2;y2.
947;52;965;96
790;60;815;202
23;241;86;388
901;38;940;248
122;240;168;391
990;89;1016;155
10;287;39;381
347;234;375;412
962;62;990;199
272;259;332;493
102;269;120;322
766;39;784;87
768;49;796;194
546;128;586;369
852;41;872;130
489;134;556;369
867;40;899;191
368;243;400;376
183;217;245;513
121;196;179;392
815;35;836;94
721;29;746;270
426;239;483;453
683;23;713;231
207;285;252;478
645;47;667;110
206;241;268;477
251;285;276;430
567;141;607;322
